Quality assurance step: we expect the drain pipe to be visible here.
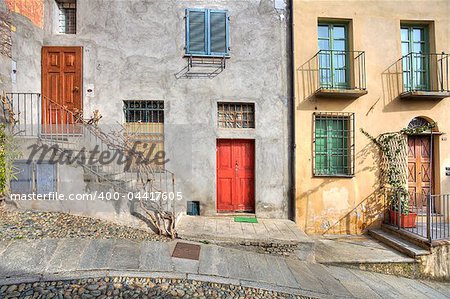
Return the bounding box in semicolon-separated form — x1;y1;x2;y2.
287;0;296;221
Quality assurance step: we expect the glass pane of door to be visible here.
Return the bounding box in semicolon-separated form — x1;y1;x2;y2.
318;24;348;89
401;25;429;91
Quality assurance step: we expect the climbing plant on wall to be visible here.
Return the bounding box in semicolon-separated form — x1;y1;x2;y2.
361;121;436;213
0;124;20;199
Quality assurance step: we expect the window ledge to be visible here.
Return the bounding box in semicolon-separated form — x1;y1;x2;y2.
52;33;77;36
399;91;450;100
313;174;355;178
184;54;230;59
314;88;367;99
217;128;256;130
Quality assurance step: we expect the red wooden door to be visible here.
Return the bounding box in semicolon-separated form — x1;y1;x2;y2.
408;135;433;209
42;47;82;129
217;139;255;212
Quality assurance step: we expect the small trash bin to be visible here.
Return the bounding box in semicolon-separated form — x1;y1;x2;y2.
187;201;200;216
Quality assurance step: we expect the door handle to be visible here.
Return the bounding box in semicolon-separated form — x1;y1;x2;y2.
73;86;79;92
235;161;239;176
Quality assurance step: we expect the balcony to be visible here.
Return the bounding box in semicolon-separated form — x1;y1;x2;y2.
298;50;367;100
398;52;450;100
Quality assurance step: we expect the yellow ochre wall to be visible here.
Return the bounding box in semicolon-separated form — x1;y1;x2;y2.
293;0;450;235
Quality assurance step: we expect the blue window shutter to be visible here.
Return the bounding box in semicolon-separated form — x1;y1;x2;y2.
209;10;229;56
186;9;207;55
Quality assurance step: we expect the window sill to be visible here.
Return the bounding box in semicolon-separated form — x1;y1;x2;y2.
184;54;230;59
51;33;78;37
313;174;355;178
218;128;256;130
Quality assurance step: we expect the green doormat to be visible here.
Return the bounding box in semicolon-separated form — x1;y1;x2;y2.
234;216;258;223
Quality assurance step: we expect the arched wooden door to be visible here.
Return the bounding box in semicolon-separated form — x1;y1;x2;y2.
407;134;433;209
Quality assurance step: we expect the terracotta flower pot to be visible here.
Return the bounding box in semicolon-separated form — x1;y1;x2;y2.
390;210;417;228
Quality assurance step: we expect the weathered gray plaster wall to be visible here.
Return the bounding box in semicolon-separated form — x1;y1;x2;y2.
9;3;43;93
9;0;291;219
0;0;12;92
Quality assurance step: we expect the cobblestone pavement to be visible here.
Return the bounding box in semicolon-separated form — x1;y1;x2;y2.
0;204;167;242
0;277;308;299
0;239;449;299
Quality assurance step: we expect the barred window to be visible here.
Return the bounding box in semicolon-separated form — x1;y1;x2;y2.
218;103;255;128
123;101;164;170
57;0;76;34
124;100;164;123
313;112;355;176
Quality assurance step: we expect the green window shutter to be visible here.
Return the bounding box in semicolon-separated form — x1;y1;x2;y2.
329;120;347;175
209;10;228;55
187;9;207;55
314;115;352;176
315;118;327;175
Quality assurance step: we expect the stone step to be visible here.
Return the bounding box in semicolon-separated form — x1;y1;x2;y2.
368;229;430;258
315;235;417;264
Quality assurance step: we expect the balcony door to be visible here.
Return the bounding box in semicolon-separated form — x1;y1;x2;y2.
401;25;429;91
318;23;349;89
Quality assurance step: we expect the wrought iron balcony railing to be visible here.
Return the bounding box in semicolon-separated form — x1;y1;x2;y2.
399;52;450;97
298;50;367;99
317;50;367;91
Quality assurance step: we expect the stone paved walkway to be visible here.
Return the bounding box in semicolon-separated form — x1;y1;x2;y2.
314;235;416;264
177;216;312;244
0;239;449;298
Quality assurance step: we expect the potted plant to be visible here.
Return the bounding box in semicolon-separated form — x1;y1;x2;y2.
389;187;417;228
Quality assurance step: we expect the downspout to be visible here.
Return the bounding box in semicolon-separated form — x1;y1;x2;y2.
288;0;296;221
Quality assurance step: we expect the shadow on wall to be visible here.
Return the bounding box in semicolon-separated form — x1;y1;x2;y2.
321;140;387;235
298;139;382;235
321;188;387;235
321;137;384;234
296;56;320;103
174;57;226;80
295;64;354;111
381;59;440;112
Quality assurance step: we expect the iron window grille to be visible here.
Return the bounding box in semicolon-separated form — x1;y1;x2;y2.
313;112;355;177
57;0;76;34
217;103;255;129
124;100;164;124
123;101;165;170
185;8;229;57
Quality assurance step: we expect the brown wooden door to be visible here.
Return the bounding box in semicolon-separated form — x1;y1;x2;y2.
217;139;255;212
42;47;82;128
408;135;433;209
